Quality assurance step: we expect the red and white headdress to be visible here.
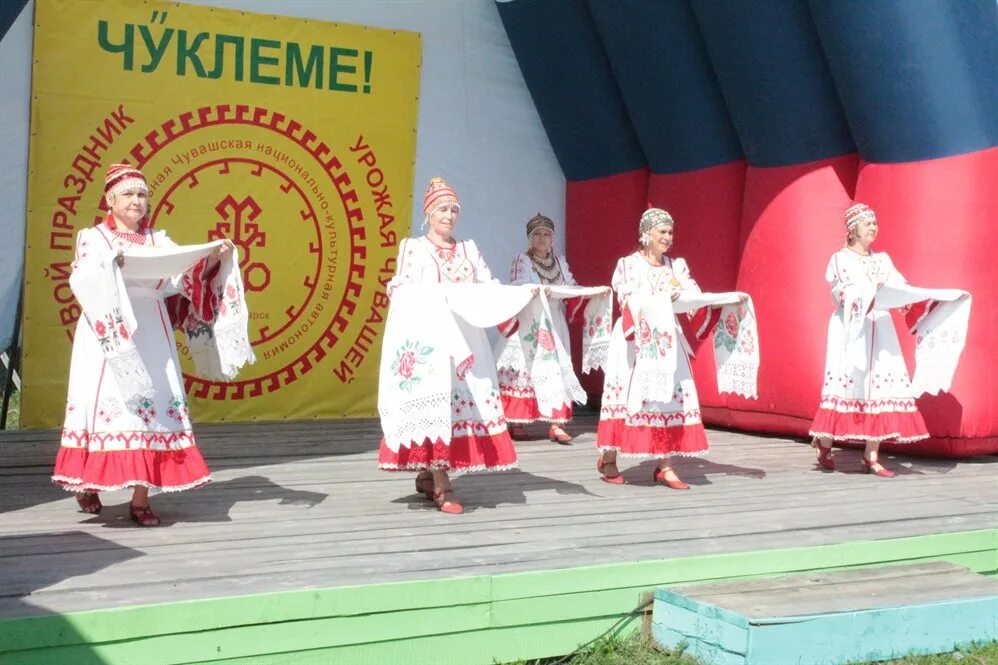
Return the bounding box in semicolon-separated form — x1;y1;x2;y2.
104;163;148;204
844;202;876;230
422;177;459;214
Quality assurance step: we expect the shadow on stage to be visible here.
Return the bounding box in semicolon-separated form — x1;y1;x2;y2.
390;469;598;513
627;457;767;486
0;530;143;663
74;475;328;528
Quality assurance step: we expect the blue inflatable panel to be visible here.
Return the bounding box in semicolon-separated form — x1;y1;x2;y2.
809;0;998;162
588;0;743;174
0;0;29;41
496;0;646;180
689;0;855;167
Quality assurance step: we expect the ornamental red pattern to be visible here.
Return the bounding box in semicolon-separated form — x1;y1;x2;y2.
818;396;919;413
614;409;702;426
450;417;508;434
60;429;196;450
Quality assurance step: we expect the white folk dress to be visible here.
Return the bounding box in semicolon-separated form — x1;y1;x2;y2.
52;219;212;492
809;249;929;443
377;236;518;471
496;252;579;423
597;253;709;458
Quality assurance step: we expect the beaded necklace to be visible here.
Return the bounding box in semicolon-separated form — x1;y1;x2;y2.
529;251;563;285
104;215;150;246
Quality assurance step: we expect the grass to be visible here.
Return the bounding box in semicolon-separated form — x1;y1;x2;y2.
502;635;998;665
502;634;691;665
1;386;18;429
857;642;998;664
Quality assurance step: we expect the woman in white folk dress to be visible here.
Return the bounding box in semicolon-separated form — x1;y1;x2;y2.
53;164;233;526
809;203;930;477
499;213;584;444
377;177;518;514
596;208;712;490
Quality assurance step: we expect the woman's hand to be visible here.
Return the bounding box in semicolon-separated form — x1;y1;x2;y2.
215;239;235;256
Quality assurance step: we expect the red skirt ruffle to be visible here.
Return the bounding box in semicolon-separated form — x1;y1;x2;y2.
378;431;518;472
500;393;572;424
52;446;212;492
596;417;709;458
809;407;929;443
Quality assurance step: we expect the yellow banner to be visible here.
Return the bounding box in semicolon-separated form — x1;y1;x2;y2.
23;0;420;427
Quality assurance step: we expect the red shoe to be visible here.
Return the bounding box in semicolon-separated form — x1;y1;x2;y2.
548;425;574;444
597;456;625;484
432;488;464;514
129;503;161;527
813;440;835;471
862;456;896;478
75;492;102;514
415;471;434;500
653;467;690;490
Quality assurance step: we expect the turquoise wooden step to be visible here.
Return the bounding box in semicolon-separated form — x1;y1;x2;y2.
652;561;998;665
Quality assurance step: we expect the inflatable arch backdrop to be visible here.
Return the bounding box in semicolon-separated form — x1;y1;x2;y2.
1;0;995;458
497;0;997;457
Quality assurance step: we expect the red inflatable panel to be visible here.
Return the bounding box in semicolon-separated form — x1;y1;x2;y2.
565;168;650;396
724;154;860;433
565;169;650;285
648;161;747;414
848;146;998;457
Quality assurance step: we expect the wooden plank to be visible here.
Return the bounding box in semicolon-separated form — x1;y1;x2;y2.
1;510;991;610
0;530;992;652
653;565;998;664
659;563;998;618
663;560;972;596
0;416;995;626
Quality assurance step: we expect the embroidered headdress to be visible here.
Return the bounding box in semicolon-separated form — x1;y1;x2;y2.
638;207;674;245
104;164;148;205
639;207;674;235
422;177;459;214
526;213;554;237
844;202;876;231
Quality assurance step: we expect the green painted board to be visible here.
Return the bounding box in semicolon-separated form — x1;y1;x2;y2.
1;529;995;665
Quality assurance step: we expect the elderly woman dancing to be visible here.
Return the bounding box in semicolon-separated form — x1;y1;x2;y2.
377;177;527;514
498;213;585;443
52;164;247;526
809;203;971;476
596;207;758;489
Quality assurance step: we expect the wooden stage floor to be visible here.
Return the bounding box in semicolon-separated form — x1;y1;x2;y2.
1;414;996;621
